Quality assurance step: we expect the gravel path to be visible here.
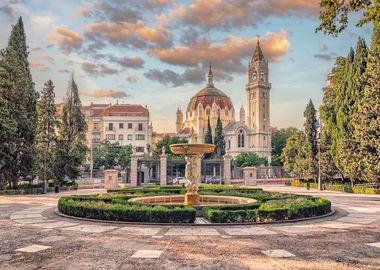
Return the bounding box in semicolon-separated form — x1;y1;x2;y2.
0;186;379;270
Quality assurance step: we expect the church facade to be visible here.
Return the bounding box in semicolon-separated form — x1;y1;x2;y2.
176;39;271;158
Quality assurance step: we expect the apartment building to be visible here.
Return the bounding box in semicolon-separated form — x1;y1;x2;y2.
82;102;153;155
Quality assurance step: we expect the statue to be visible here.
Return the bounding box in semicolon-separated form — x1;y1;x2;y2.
184;155;200;194
161;146;166;155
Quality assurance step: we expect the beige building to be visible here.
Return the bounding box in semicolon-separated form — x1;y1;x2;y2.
177;39;271;158
176;66;235;143
82;103;153;155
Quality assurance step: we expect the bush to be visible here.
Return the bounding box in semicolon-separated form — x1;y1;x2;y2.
58;195;196;223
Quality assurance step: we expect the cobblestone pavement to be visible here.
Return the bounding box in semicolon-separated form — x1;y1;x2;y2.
0;186;379;269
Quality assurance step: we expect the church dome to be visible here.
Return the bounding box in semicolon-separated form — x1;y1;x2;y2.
186;66;234;112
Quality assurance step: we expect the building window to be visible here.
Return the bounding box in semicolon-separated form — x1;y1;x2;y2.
92;133;100;143
136;134;145;140
93;122;98;129
127;134;133;140
106;134;115;140
263;114;265;120
108;123;113;131
228;140;231;149
238;129;245;148
225;110;228;116
119;134;124;141
128;123;132;129
264;136;266;141
206;108;210;115
260;71;265;81
136;146;144;153
138;123;143;131
263;124;266;130
119;123;124;129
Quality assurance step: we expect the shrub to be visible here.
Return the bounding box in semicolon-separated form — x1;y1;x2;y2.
58;196;196;223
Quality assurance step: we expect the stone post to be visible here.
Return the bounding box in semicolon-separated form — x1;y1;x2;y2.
160;150;167;186
223;152;232;185
130;152;138;187
104;169;118;189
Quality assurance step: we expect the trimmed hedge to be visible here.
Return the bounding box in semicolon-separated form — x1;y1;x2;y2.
58;196;196;223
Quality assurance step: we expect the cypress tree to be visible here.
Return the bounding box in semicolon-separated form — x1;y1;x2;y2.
352;29;380;182
54;75;87;185
0;17;37;187
214;115;225;157
204;115;213;144
303;99;318;181
36;80;57;181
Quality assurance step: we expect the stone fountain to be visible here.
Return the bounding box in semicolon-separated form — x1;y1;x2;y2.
170;143;215;205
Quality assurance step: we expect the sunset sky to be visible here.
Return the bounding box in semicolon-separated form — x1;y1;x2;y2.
0;0;372;132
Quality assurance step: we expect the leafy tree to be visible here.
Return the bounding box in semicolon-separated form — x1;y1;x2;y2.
303;99;318;180
0;97;17;189
153;135;188;159
281;131;307;176
36;80;57;182
54;76;87;185
271;127;298;164
317;0;380;36
0;17;37;188
92;141;132;169
233;152;266;168
352;29;380;182
214;115;225;157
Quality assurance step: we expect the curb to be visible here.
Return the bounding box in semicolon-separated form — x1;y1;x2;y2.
54;208;336;227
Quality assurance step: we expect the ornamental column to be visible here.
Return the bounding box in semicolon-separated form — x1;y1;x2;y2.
160;147;167;186
223;151;232;185
130;149;138;187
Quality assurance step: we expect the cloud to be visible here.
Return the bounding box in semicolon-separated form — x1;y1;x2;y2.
0;0;25;19
81;61;119;76
314;53;336;61
39;54;54;61
126;75;138;83
170;0;320;30
144;67;207;87
46;27;83;54
82;89;131;98
28;59;49;71
109;55;145;69
149;31;290;69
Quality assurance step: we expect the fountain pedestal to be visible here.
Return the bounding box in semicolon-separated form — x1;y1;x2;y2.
170;144;215;206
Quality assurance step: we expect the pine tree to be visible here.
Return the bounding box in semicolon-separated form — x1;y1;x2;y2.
36;80;57;182
54;76;87;185
0;17;37;187
214;115;225;157
303;99;318;180
204;115;213;144
352;29;380;182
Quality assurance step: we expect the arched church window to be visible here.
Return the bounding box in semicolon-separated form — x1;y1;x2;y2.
260;70;265;81
217;109;220;116
228;140;231;149
225;110;228;116
252;71;257;81
238;129;245;148
206;108;210;115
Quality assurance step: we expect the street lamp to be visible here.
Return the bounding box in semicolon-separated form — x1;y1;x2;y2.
43;137;49;194
317;116;322;191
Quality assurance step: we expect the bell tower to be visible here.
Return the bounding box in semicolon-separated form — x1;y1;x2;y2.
246;37;271;156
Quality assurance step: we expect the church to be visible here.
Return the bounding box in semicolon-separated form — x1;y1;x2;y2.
176;39;271;158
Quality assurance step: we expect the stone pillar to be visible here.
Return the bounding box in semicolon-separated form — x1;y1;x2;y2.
130;152;138;187
104;169;118;189
160;152;167;186
224;152;232;185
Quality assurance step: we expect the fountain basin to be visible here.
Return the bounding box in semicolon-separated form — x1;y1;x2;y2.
170;143;215;155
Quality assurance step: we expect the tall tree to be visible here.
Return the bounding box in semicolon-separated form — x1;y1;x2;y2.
0;97;17;189
0;17;37;187
54;76;87;185
271;127;298;165
153;135;187;159
317;0;380;36
36;80;57;181
303;99;318;180
233;152;266;168
213;115;225;157
204;115;213;144
352;29;380;182
281;131;307;177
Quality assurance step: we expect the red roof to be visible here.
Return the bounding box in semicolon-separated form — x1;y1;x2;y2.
103;104;149;117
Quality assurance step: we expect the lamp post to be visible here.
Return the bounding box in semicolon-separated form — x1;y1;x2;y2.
317;116;322;191
90;139;94;189
43;137;49;194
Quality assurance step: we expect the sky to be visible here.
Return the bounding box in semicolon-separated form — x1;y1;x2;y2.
0;0;372;132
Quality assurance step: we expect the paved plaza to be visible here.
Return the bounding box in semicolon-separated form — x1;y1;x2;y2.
0;186;379;269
